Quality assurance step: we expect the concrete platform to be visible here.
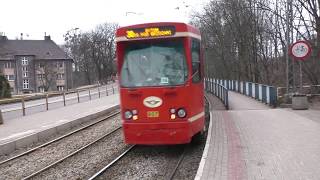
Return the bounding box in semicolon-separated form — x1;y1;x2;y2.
196;92;320;180
0;94;120;155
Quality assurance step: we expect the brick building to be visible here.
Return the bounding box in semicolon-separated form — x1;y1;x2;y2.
0;35;73;94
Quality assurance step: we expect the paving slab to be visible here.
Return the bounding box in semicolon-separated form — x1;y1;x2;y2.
197;92;320;180
230;108;320;180
0;94;119;155
228;91;270;110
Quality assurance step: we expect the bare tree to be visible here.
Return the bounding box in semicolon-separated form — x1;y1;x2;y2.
191;0;320;87
64;23;118;86
37;61;57;92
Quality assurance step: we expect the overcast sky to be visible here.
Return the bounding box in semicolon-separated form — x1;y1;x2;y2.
0;0;208;45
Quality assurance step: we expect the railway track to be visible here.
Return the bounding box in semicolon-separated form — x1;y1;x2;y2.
88;145;136;180
0;110;121;179
167;145;188;180
89;144;190;180
0;110;120;166
22;126;122;180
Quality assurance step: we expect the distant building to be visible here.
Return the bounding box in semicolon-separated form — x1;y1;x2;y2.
0;35;73;94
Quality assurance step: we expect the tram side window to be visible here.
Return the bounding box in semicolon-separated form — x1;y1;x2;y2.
191;38;201;83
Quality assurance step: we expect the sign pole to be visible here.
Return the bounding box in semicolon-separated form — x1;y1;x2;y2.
289;40;311;94
299;61;302;93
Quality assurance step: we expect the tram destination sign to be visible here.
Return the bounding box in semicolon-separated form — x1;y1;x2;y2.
289;40;312;61
126;26;176;39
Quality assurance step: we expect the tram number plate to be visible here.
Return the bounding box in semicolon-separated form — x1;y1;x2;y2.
147;111;159;117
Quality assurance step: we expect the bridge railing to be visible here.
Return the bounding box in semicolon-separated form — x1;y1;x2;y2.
205;78;229;109
206;78;277;107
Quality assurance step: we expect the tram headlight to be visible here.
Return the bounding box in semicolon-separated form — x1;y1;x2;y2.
177;108;187;118
124;110;133;119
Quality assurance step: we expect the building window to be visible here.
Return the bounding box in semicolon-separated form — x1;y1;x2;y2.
23;79;29;89
57;62;64;68
38;63;45;68
23;72;29;78
57;86;64;91
4;62;13;68
56;73;64;80
5;75;15;81
22;66;28;71
22;57;28;65
38;74;44;80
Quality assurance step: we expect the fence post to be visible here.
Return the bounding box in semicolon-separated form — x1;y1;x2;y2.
112;85;115;94
270;87;277;107
106;86;109;96
63;92;66;106
255;84;259;99
225;90;229;110
246;82;248;95
21;97;26;116
259;84;263;101
77;90;80;103
0;110;3;124
46;94;49;110
266;86;270;104
98;86;101;98
215;83;218;95
248;83;252;97
89;89;91;100
262;85;267;103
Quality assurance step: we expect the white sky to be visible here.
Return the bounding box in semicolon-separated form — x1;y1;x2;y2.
0;0;208;45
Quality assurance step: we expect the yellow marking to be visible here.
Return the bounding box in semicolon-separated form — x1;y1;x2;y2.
147;111;159;118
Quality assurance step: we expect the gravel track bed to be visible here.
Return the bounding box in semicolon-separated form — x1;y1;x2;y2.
95;99;210;180
0;114;121;180
170;100;209;180
0;111;119;162
97;144;185;180
172;137;206;179
32;130;129;180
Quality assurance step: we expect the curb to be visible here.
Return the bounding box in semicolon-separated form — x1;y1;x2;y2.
0;104;119;155
194;94;214;180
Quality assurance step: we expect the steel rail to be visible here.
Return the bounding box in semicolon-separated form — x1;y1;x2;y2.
88;145;135;180
0;110;120;166
22;126;122;180
167;145;188;180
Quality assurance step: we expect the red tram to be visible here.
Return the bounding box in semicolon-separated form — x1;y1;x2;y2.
116;22;204;144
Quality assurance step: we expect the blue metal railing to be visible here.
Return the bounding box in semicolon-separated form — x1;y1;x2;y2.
207;78;277;107
205;78;229;109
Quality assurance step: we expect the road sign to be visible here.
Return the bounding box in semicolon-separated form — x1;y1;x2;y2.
289;40;312;61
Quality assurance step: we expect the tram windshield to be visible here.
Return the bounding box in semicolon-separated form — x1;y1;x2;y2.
120;40;188;87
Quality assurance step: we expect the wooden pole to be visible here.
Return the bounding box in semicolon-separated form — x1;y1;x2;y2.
46;94;49;110
22;97;26;116
77;90;80;103
0;110;3;124
63;92;66;106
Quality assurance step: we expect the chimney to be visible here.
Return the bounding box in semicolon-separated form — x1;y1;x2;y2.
44;35;51;40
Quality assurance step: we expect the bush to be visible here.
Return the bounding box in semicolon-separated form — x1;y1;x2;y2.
0;75;11;98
